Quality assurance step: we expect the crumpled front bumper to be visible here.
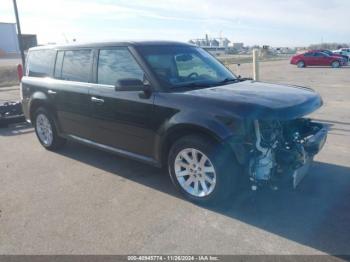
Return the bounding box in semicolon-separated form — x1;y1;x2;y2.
303;123;328;155
292;122;328;188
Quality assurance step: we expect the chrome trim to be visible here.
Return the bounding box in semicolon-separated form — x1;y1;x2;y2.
67;134;158;166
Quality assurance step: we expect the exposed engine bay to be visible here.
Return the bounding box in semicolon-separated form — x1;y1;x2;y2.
248;119;327;189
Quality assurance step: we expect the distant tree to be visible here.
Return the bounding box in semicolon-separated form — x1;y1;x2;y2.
308;43;349;50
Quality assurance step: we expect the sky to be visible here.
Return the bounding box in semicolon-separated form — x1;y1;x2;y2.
1;0;349;47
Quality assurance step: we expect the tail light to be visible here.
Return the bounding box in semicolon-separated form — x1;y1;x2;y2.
17;64;23;81
17;64;24;100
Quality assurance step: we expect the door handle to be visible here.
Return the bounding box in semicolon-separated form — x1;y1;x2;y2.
48;90;57;95
91;96;104;104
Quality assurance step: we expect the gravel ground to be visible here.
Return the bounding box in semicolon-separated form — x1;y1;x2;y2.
0;60;349;255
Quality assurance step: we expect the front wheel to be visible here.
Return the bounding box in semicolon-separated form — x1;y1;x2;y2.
297;61;305;68
34;107;66;150
168;135;240;205
331;60;340;68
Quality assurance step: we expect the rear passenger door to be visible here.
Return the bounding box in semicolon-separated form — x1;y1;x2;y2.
53;49;94;139
89;47;156;158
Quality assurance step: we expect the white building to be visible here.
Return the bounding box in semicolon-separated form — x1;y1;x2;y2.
0;22;20;56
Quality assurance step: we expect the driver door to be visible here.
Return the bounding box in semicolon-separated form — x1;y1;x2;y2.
89;47;156;158
313;52;327;66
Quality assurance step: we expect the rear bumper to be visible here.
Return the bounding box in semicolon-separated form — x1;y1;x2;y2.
21;98;31;122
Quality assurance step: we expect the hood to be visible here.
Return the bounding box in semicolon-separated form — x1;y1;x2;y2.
184;81;323;120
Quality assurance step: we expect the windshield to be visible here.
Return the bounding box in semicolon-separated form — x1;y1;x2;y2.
137;45;237;89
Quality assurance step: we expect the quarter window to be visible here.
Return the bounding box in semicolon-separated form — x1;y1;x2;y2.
61;49;92;82
97;48;144;86
27;50;56;77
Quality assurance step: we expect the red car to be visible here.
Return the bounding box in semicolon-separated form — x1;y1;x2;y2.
291;51;346;68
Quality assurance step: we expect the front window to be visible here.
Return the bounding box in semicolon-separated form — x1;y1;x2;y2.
97;47;145;86
137;45;237;89
315;52;327;57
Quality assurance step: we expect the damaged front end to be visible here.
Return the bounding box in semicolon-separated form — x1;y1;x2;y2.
247;119;327;190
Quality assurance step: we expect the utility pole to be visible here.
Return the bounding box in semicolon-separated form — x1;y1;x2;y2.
12;0;26;68
253;49;259;81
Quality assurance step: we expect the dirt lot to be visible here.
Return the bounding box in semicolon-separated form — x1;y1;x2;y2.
0;60;350;255
0;58;21;88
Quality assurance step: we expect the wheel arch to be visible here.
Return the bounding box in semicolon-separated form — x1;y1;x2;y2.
29;92;61;133
29;92;49;120
331;59;341;66
158;124;222;167
297;60;306;67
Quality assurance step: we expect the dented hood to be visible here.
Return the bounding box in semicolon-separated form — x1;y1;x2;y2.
184;81;323;120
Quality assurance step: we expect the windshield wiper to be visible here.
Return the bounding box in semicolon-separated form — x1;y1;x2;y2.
176;82;216;88
217;78;239;85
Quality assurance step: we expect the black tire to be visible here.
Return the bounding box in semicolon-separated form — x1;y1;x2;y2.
331;60;340;68
297;61;305;68
33;107;66;150
168;135;241;206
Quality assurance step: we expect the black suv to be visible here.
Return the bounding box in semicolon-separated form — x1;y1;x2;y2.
21;41;327;204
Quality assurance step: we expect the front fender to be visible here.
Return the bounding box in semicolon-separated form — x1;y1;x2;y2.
160;111;234;141
155;110;247;165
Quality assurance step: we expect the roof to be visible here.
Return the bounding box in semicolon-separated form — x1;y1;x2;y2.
29;40;194;51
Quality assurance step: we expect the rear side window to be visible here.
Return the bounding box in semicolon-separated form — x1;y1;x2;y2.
97;48;144;86
61;49;92;82
27;50;56;77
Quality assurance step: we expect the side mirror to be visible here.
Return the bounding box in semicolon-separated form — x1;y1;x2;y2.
115;78;144;91
115;78;152;98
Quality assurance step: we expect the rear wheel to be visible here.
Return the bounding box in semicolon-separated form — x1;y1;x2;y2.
34;107;66;150
297;61;305;68
168;135;240;205
331;60;340;68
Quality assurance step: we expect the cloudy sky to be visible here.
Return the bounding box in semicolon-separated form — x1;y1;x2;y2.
1;0;349;46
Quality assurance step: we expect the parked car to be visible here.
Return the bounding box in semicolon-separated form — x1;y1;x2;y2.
290;51;346;68
21;41;328;205
333;48;350;59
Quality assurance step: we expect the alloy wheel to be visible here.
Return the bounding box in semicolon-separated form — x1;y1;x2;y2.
36;113;53;146
174;148;217;197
